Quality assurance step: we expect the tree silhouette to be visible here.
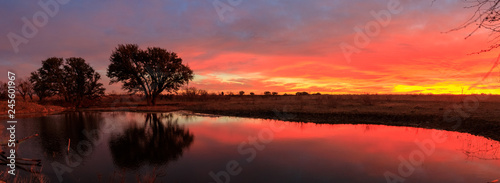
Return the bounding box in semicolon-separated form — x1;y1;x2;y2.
30;57;105;105
448;0;500;87
17;77;34;101
450;0;500;52
108;113;194;169
107;44;194;106
30;57;65;101
63;57;105;106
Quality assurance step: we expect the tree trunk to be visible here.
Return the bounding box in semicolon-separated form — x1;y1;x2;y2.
76;96;82;108
151;94;157;106
146;94;152;106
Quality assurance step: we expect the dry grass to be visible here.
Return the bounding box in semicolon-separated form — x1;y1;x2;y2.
0;101;66;120
179;94;500;118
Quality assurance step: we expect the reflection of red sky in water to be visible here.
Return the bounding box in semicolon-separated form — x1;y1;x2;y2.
181;117;500;182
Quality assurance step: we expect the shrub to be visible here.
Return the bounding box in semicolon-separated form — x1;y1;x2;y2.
296;92;309;96
183;87;198;97
198;89;208;96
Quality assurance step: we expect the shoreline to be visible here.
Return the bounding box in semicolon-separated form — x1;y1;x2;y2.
187;109;500;142
5;106;499;142
1;94;499;142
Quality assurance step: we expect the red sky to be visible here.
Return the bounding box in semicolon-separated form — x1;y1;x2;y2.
1;0;499;94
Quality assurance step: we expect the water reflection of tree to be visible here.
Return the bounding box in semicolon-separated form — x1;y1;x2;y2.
458;134;500;160
38;112;103;159
109;113;194;169
0;112;104;181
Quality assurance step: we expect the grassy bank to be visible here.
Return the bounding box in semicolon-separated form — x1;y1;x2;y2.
178;94;500;141
0;101;67;120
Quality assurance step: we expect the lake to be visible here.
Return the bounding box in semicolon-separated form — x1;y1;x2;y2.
4;111;500;183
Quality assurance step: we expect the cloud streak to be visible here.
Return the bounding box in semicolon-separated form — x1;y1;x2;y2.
1;0;498;94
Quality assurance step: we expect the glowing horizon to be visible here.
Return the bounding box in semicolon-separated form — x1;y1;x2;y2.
1;0;499;95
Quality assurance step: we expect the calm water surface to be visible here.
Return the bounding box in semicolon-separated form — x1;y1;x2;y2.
5;111;500;183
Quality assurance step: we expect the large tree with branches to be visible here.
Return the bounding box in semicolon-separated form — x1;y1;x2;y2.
30;57;65;101
107;44;194;106
30;57;105;105
452;0;500;51
445;0;500;87
63;57;106;106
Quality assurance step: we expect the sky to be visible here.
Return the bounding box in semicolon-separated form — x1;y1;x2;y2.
1;0;500;94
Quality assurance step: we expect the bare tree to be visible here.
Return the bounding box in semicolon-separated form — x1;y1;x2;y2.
446;0;500;88
450;0;500;52
17;78;33;101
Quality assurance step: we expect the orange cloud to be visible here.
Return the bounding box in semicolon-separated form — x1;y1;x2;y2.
1;1;499;94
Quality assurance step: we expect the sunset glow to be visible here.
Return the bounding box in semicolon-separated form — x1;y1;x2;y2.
1;0;499;94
